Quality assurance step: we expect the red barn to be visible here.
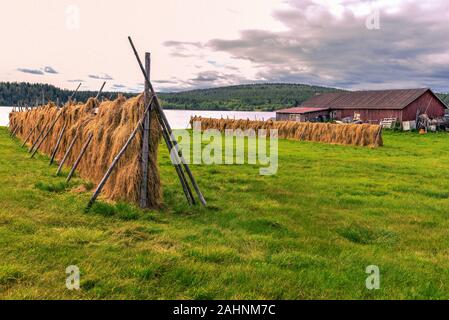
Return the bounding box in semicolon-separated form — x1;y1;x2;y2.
276;88;447;123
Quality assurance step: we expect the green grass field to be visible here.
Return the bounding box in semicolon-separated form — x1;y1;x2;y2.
1;126;449;299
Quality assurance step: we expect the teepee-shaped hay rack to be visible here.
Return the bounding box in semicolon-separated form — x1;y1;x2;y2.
8;37;206;210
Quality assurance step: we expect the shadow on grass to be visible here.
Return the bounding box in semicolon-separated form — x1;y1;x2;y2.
35;181;70;193
337;223;398;245
88;201;144;221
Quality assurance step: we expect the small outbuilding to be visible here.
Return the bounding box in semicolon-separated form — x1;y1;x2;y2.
276;88;447;123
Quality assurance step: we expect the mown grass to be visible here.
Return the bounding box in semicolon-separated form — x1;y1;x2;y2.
1;126;449;299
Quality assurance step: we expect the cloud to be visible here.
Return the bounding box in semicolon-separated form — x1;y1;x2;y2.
88;73;113;80
164;41;203;48
163;41;204;58
154;79;178;84
191;71;225;82
44;66;58;74
203;0;449;91
17;68;44;75
184;70;247;90
17;66;59;75
67;79;84;83
111;83;126;89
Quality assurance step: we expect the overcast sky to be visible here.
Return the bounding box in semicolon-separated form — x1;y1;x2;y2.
1;0;449;92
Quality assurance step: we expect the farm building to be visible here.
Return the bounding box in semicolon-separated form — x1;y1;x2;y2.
276;88;447;124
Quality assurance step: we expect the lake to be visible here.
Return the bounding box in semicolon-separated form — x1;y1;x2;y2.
0;107;275;129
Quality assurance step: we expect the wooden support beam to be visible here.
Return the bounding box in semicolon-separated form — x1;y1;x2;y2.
128;37;195;205
66;133;93;183
156;109;195;205
86;97;155;210
69;83;82;101
139;52;151;208
31;111;63;158
128;37;206;206
56;131;79;176
49;123;67;165
21;120;40;148
9;124;16;136
10;125;20;137
29;119;50;153
95;82;106;100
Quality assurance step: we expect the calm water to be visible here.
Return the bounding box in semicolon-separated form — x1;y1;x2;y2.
0;107;13;126
0;107;275;129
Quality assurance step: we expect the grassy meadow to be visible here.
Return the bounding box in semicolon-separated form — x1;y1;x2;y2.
1;126;449;299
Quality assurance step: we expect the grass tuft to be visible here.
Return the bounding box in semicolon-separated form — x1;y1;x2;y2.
35;181;69;193
89;201;141;221
89;202;116;217
337;224;397;245
0;266;24;285
115;203;140;221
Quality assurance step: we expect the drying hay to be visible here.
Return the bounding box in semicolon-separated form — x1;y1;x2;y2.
9;95;162;207
190;117;383;147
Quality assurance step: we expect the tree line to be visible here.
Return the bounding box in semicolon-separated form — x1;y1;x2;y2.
1;82;448;111
158;83;342;111
0;82;342;110
0;82;135;106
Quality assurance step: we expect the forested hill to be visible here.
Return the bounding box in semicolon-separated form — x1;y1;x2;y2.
0;82;134;106
158;84;342;111
1;82;448;111
159;84;449;111
0;82;341;110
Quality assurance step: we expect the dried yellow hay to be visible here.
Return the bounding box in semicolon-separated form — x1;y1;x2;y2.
190;117;383;148
10;95;162;207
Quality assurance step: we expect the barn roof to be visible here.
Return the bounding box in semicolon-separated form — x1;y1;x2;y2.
276;107;329;114
299;88;437;110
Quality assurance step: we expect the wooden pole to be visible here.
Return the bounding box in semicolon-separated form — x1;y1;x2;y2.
128;37;206;206
127;38;193;204
86;97;155;210
139;52;151;208
156;109;195;205
21;120;40;148
9;123;16;136
95;82;106;100
29;119;50;153
49;123;67;165
31;111;63;158
56;131;79;176
69;83;82;101
66;133;93;183
10;125;20;137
